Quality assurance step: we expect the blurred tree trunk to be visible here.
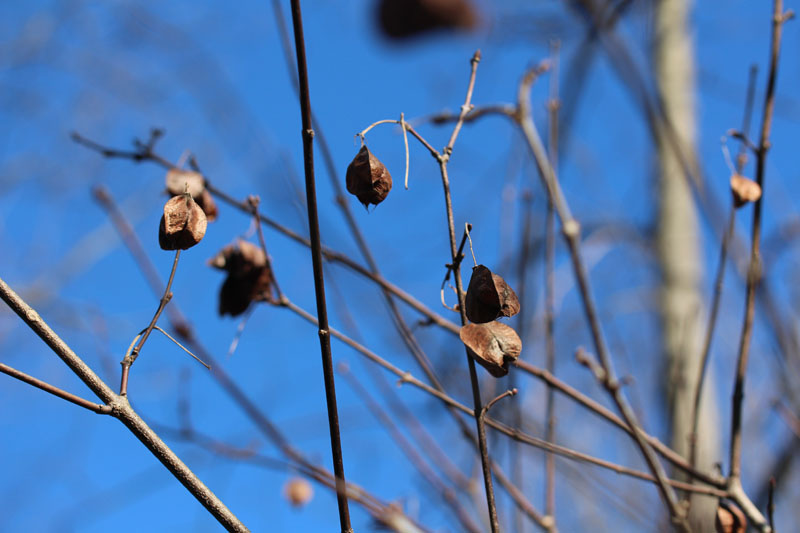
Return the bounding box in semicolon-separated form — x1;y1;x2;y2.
653;0;719;530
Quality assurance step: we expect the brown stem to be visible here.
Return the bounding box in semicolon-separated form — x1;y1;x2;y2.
515;62;687;529
0;362;112;414
247;195;284;301
689;205;734;471
288;1;351;530
0;277;248;532
768;477;776;532
729;0;789;487
689;65;759;476
120;249;181;396
291;0;353;533
544;40;560;528
338;364;482;533
435;50;500;533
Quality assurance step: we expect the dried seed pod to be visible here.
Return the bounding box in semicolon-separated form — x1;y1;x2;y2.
730;174;761;208
465;265;520;324
158;194;207;250
459;322;522;377
377;0;479;39
715;502;746;533
208;240;274;316
283;478;313;508
195;188;218;222
346;145;392;208
166;168;205;199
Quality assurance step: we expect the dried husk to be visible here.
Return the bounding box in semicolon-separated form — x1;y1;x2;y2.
715;502;746;533
166;168;205;198
196;189;218;221
729;174;761;208
209;240;274;316
158;194;207;250
283;478;313;507
346;145;392;208
465;265;520;324
459;322;522;377
377;0;479;39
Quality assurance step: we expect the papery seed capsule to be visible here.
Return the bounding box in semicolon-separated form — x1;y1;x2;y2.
459;321;522;377
283;478;313;508
166;168;205;199
465;265;520;324
729;174;761;208
377;0;479;39
158;194;207;250
208;240;274;317
715;502;746;533
346;145;392;208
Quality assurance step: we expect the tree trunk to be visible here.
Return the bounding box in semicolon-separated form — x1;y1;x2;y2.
653;0;720;530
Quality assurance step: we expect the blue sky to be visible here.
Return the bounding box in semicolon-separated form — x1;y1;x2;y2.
1;1;799;531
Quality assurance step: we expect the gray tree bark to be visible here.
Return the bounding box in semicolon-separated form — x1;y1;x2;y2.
653;0;720;530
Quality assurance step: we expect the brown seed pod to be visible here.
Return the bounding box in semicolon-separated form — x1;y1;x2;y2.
465;265;520;324
346;145;392;208
195;189;218;222
377;0;479;39
208;240;274;316
729;174;761;208
158;194;207;250
715;502;746;533
166;168;205;198
459;322;522;377
284;478;313;508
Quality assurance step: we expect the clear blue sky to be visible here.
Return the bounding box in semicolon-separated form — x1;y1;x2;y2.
1;1;798;531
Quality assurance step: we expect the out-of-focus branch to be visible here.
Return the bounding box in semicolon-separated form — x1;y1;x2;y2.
0;276;249;532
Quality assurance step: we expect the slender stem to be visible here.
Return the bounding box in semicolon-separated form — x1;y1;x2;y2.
516;63;687;529
480;389;518;420
0;362;113;414
0;277;249;532
436;50;499;533
247;195;284;301
689;205;734;471
768;477;776;532
689;64;759;474
444;50;481;156
729;0;788;485
339;365;482;533
120;249;181;396
544;40;560;528
287;1;351;530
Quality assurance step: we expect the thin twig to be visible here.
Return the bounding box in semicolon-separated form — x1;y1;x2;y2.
434;50;500;533
515;61;687;529
120;249;181;396
247;195;284;301
287;1;351;530
480;389;518;421
400;113;410;189
338;364;482;533
729;0;790;494
0;277;249;532
544;39;560;528
768;477;776;532
0;362;112;414
689;65;759;474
